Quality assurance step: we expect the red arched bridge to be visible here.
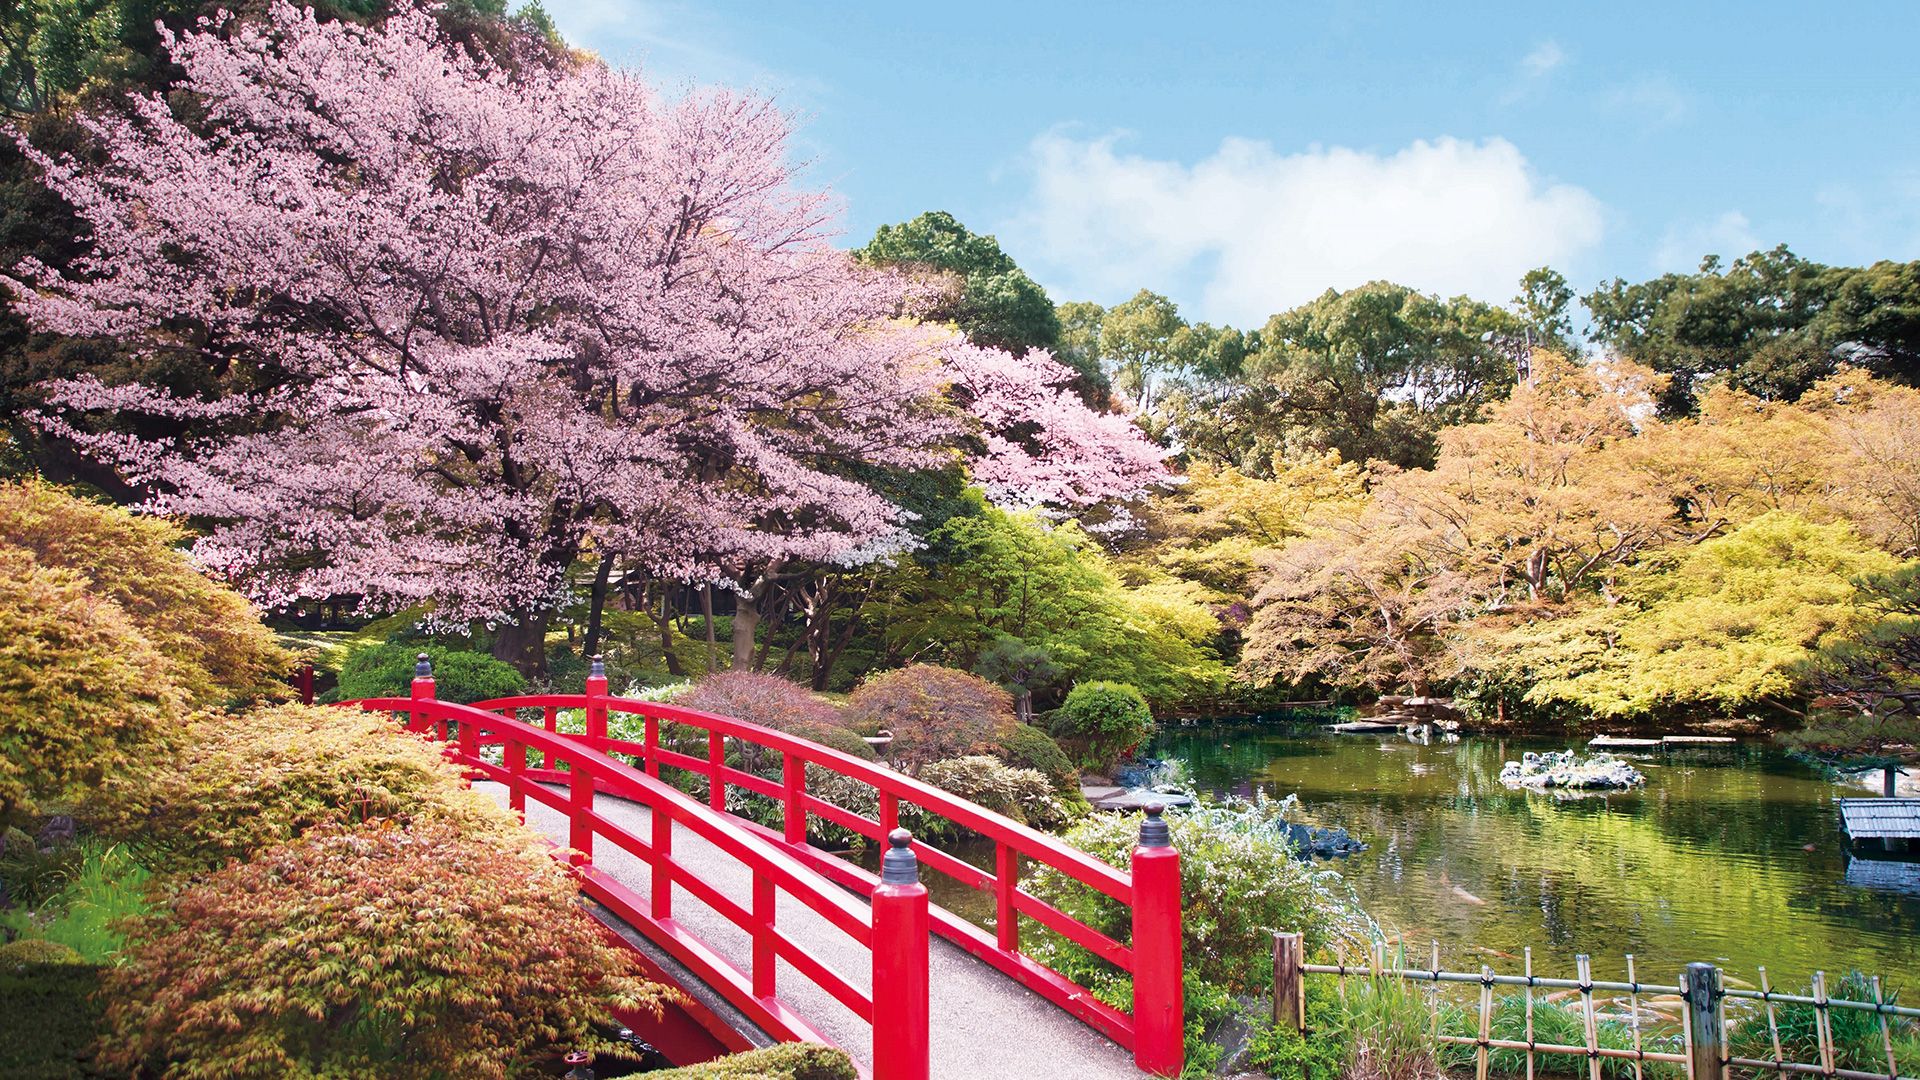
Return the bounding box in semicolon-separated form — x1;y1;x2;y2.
346;656;1184;1080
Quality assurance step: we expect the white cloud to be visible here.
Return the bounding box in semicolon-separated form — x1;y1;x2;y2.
1521;40;1566;79
1007;132;1606;327
1604;75;1693;127
1653;210;1758;272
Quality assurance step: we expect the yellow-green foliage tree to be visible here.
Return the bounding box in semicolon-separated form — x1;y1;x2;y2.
101;819;667;1080
869;505;1227;709
0;549;183;823
97;703;510;874
1468;513;1899;719
1243;353;1672;694
0;480;289;706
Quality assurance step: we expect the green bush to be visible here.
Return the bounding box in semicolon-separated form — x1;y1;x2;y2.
0;958;106;1079
911;756;1079;837
0;938;83;967
1000;723;1079;791
1026;796;1367;996
327;643;527;705
1054;681;1153;771
1245;977;1349;1080
646;1042;857;1079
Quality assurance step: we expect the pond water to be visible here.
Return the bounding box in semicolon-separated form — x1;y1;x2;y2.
1149;723;1920;988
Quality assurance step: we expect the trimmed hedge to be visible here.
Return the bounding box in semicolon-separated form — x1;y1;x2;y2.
647;1043;857;1080
1053;681;1153;771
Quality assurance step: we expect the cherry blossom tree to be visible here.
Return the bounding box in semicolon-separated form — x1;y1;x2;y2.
9;4;1165;671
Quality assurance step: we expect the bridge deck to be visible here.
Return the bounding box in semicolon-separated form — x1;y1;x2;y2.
479;782;1147;1080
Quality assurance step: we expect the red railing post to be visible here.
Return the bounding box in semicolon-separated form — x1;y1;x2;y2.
1130;804;1184;1077
871;829;930;1080
995;842;1019;952
408;653;435;734
707;730;726;811
584;654;608;743
296;662;314;705
568;760;594;866
782;752;806;845
752;873;776;999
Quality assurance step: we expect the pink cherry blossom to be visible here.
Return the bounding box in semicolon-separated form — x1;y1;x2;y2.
9;3;1166;635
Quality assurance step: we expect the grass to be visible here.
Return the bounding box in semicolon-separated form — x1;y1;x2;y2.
1729;972;1909;1076
0;841;150;963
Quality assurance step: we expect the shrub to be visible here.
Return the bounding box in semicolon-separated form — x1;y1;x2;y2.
1054;681;1153;771
1026;796;1367;996
0;938;83;967
103;820;668;1080
329;642;527;705
681;670;850;771
0;956;105;1078
1000;723;1079;791
912;756;1077;836
96;703;505;874
647;1042;857;1079
847;664;1015;772
0;480;289;706
1245;977;1349;1080
0;549;183;824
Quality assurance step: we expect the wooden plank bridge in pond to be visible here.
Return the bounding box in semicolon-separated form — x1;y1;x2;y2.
346;657;1182;1079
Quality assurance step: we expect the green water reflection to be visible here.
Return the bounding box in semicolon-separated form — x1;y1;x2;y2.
1150;725;1920;986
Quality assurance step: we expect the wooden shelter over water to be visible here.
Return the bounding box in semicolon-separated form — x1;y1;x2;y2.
1837;797;1920;851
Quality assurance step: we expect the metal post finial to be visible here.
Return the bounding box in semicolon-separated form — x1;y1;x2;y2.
590;654;606;678
414;652;433;678
881;828;919;884
1139;802;1172;848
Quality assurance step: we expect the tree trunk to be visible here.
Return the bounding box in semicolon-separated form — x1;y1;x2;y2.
582;554;615;659
492;609;551;678
732;600;759;671
1887;765;1899;799
1015;689;1033;724
700;585;718;673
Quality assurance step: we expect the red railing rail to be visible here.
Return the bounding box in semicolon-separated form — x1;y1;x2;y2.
466;658;1184;1076
348;659;935;1080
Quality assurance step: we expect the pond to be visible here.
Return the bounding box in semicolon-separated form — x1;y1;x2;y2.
1149;723;1920;988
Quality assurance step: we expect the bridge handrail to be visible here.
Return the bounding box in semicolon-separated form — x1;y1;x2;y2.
476;692;1134;903
467;685;1184;1075
346;693;905;1068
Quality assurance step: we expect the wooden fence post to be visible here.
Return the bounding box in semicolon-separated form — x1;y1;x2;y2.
1273;932;1304;1031
872;829;930;1080
1131;804;1184;1078
1686;962;1726;1080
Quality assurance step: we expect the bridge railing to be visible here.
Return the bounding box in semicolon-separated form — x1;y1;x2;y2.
349;661;936;1080
472;661;1185;1077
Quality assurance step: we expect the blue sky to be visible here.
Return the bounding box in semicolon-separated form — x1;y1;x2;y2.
541;1;1920;329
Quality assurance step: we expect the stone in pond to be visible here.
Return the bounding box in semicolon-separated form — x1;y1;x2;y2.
1499;750;1645;792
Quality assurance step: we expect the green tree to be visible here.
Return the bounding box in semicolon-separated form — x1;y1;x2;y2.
868;501;1226;709
857;210;1061;356
1515;266;1578;354
1584;246;1920;414
1243;281;1529;469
